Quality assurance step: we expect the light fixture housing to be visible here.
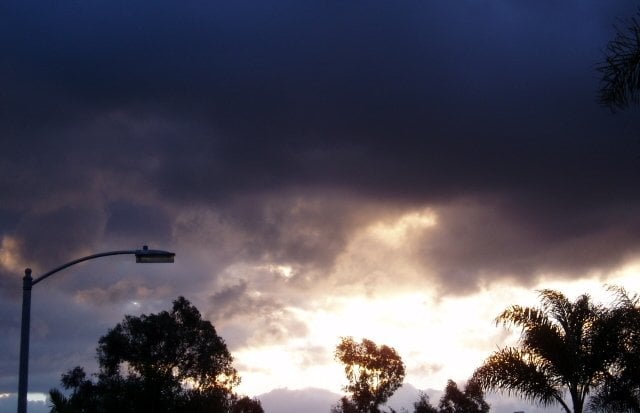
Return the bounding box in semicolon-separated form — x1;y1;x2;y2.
135;245;175;263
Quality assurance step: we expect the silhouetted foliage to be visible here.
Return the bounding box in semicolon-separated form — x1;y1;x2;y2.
413;392;438;413
472;289;623;413
334;337;406;413
590;287;640;413
48;388;72;413
331;396;361;413
230;396;264;413
598;9;640;110
49;297;261;413
438;379;489;413
411;379;489;413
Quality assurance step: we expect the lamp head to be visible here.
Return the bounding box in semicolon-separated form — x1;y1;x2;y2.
135;245;175;263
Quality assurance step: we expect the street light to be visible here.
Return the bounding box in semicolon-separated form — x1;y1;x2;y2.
17;245;175;413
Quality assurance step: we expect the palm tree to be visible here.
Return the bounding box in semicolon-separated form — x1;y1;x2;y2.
598;10;640;110
48;388;73;413
472;289;621;413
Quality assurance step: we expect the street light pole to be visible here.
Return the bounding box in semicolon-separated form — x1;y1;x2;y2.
17;269;32;413
16;246;175;413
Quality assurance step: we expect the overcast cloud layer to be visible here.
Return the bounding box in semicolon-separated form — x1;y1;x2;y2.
2;1;640;411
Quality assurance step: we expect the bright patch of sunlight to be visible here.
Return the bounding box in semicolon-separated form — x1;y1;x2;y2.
535;260;640;303
235;344;342;395
368;209;437;247
604;260;640;292
266;264;295;279
235;285;537;395
0;393;10;399
241;263;297;281
296;290;529;390
0;235;22;273
27;393;47;402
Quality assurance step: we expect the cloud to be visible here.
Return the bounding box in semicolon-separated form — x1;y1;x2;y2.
74;279;172;306
0;395;48;413
209;280;282;321
407;363;444;379
0;236;23;300
14;206;108;271
207;279;309;348
415;197;640;294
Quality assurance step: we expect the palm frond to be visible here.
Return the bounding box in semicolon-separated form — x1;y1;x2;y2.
48;388;70;413
496;305;550;332
598;12;640;110
472;347;562;407
538;289;574;333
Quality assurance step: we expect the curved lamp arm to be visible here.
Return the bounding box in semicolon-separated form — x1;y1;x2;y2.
31;246;175;286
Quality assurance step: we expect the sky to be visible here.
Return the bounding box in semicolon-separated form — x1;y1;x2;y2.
2;1;640;412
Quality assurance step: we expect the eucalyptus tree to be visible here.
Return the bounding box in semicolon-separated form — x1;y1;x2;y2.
472;289;621;413
334;337;406;413
48;297;258;413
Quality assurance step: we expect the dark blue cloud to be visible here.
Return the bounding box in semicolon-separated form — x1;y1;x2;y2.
2;0;640;268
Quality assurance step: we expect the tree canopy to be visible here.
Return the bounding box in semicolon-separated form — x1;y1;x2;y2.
334;337;406;413
438;379;489;413
47;289;640;413
48;297;262;413
412;379;489;413
472;289;623;413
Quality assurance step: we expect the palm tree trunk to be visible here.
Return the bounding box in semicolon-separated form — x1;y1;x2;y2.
554;393;572;413
570;387;583;413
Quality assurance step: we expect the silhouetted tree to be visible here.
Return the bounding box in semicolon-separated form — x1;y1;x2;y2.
48;389;72;413
230;396;265;413
598;9;640;109
411;380;489;413
438;379;489;413
590;287;640;412
413;392;438;413
49;366;98;413
472;289;622;413
48;297;259;413
331;396;360;413
334;337;406;413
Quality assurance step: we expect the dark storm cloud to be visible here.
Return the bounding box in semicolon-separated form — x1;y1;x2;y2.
0;300;21;387
0;267;20;300
2;0;639;287
105;200;172;243
2;0;638;198
211;194;370;272
15;206;107;270
418;196;640;293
